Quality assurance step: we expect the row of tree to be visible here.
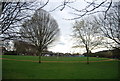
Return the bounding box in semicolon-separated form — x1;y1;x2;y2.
83;48;120;59
3;41;81;57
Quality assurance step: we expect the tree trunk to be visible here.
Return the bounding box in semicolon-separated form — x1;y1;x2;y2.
87;56;89;64
86;46;90;64
38;50;42;63
39;54;41;63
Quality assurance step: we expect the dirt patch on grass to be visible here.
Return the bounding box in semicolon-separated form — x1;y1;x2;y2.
1;58;119;63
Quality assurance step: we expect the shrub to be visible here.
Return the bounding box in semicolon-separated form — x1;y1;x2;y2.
4;51;18;55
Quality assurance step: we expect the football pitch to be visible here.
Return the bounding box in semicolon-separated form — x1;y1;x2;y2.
1;55;119;79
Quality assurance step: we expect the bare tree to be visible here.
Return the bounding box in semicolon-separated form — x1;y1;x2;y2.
50;0;113;20
95;2;120;49
20;8;60;63
0;0;115;40
0;1;49;40
72;18;103;64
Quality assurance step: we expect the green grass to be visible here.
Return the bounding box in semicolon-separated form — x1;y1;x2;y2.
2;55;119;79
2;55;110;61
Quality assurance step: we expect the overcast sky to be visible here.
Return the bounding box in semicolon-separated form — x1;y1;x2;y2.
41;0;107;53
41;0;119;53
4;0;118;53
42;0;83;53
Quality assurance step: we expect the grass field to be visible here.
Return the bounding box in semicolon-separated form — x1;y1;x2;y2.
2;55;119;79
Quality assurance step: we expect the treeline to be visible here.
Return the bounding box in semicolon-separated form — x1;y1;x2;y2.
4;51;18;55
3;50;80;57
83;48;120;59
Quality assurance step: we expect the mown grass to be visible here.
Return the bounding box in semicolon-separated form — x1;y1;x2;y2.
2;55;119;79
2;55;110;61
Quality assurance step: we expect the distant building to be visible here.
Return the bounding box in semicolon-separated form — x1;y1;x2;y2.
13;40;50;56
14;40;38;56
